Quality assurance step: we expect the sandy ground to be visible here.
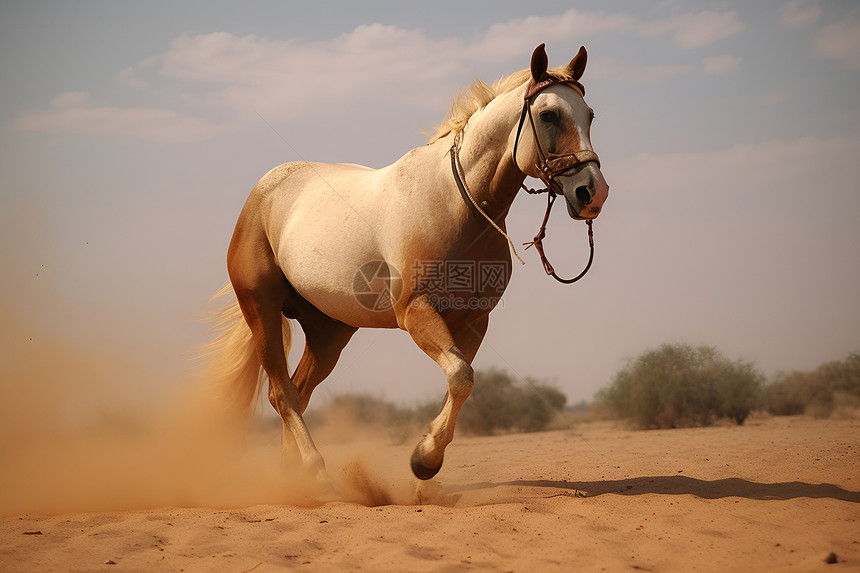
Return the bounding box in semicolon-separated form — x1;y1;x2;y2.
1;414;858;572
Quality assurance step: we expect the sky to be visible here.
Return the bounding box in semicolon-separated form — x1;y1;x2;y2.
1;0;859;421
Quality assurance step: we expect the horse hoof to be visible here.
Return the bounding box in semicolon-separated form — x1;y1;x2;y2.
410;449;443;480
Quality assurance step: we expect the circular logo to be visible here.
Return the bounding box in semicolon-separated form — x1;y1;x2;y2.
352;260;403;311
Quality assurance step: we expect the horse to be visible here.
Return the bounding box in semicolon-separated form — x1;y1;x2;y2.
208;43;609;481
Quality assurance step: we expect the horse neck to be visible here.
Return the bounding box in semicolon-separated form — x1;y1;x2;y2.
453;88;527;219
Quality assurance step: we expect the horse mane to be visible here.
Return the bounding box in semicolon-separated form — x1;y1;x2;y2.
427;64;582;144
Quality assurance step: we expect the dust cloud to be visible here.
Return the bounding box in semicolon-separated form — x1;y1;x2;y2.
0;312;432;515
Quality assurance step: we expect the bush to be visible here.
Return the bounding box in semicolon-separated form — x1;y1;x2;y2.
457;368;567;435
762;371;814;416
305;368;568;440
715;358;763;425
597;343;762;429
762;351;860;418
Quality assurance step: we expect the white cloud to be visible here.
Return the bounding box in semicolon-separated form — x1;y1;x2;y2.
814;11;860;70
12;93;235;142
141;9;736;121
474;11;637;61
155;27;468;121
474;9;745;57
14;8;748;139
779;0;821;29
703;55;741;76
638;11;746;49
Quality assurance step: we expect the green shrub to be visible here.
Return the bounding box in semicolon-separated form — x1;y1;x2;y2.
306;368;568;439
456;368;567;435
597;343;762;429
762;351;860;418
715;358;763;425
762;371;814;416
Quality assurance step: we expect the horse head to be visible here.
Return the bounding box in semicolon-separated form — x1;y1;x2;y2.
516;44;609;220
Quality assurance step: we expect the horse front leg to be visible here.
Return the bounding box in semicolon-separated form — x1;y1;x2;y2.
403;297;488;479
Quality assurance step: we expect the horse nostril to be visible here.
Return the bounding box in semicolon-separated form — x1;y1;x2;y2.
575;185;591;205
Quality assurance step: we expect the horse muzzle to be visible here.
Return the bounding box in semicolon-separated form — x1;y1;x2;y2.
560;162;609;220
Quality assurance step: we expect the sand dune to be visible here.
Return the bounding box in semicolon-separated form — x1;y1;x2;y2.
2;415;858;572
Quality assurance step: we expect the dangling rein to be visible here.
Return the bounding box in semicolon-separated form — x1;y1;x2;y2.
450;77;599;285
521;185;594;284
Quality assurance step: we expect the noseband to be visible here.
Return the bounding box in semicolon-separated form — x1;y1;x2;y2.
515;78;600;284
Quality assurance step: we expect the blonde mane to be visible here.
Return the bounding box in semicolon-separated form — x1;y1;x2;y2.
428;64;582;144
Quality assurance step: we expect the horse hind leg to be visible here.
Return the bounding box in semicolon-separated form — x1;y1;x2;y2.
228;225;326;476
292;311;357;414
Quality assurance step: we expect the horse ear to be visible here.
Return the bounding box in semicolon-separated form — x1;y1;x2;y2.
530;43;550;83
567;46;588;81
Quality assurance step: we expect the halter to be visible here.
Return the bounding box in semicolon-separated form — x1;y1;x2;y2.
513;78;601;185
511;78;601;283
449;77;601;284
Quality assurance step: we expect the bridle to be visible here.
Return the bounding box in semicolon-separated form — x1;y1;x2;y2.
514;77;600;284
449;76;600;284
513;78;601;188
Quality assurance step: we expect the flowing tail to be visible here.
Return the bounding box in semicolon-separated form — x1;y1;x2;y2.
202;283;292;426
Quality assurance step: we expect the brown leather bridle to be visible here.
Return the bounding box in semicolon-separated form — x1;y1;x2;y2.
513;77;601;284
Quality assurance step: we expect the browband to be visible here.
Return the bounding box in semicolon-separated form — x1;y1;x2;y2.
524;78;585;100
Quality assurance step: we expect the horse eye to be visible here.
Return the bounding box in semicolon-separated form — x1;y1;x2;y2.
539;110;558;124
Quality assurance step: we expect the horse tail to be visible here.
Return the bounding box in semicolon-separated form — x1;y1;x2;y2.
202;283;291;426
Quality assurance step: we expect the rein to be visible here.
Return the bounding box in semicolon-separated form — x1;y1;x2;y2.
449;77;600;284
522;187;594;284
516;77;599;284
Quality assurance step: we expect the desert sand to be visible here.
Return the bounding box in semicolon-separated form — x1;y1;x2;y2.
1;413;858;572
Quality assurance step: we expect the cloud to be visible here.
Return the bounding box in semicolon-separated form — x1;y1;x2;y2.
140;8;738;121
156;26;467;121
702;55;741;76
12;91;235;142
638;11;746;49
814;11;860;70
14;8;747;139
473;11;637;61
779;0;821;29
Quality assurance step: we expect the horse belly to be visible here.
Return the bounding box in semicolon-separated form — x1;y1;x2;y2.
285;258;399;329
274;201;399;330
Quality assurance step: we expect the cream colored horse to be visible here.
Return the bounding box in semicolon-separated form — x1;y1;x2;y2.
210;44;609;480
